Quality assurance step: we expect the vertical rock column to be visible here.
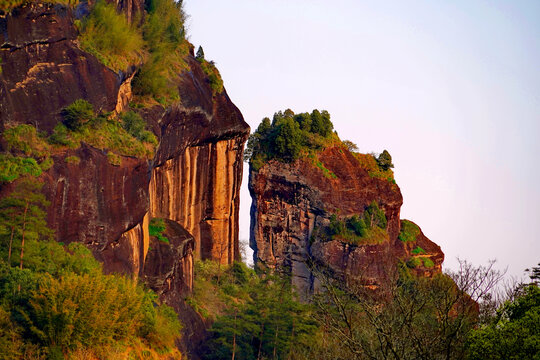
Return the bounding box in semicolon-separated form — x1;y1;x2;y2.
150;137;245;264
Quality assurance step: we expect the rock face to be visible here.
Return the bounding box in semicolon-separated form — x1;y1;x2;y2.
249;146;444;297
0;2;249;308
0;3;121;133
150;56;249;264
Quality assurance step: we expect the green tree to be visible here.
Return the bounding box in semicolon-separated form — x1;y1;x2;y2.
196;45;205;61
273;117;303;161
377;150;394;171
0;178;52;269
466;284;540;360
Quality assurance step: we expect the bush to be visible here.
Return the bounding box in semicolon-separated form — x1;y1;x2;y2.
79;0;143;72
149;218;169;243
399;220;421;243
48;124;75;147
412;246;426;255
326;203;388;245
121;111;158;145
0;154;42;183
61;99;95;130
64;156;81;165
132;0;188;102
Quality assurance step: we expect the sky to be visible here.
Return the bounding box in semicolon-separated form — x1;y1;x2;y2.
183;0;540;279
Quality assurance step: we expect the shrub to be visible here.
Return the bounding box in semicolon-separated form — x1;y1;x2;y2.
423;258;435;268
4;125;50;158
149;218;169;243
64;156;81;165
48;124;75;147
199;59;224;94
121;111;158;144
132;0;188;102
79;0;143;72
399;220;420;242
61;99;95;130
0;154;42;183
412;246;426;255
52;100;157;159
407;257;422;268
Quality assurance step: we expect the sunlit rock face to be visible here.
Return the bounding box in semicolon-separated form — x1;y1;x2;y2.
249;146;444;298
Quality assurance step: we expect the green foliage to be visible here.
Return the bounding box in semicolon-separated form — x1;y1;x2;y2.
196;46;205;61
61;99;95;130
0;155;42;183
246;109;335;168
79;0;143;72
399;219;420;242
132;0;188;102
3;125;50;158
121;111;158;144
191;261;317;360
64;156;81;165
148;218;169;243
353;152;396;182
48;124;75;147
54;100;157;159
324;202;388;245
412;246;426;255
0;239;181;358
199;59;224;94
376;149;394;171
466;284;540;359
406;257;422;268
423;258;435;268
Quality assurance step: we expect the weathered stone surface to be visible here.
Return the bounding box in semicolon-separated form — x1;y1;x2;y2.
150;56;250;264
249;146;444;297
0;3;121;133
143;219;194;301
42;144;150;257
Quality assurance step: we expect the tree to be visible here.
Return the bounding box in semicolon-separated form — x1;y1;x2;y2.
0;178;53;269
466;284;540;360
196;45;205;61
343;140;359;153
308;259;504;360
377;150;394;171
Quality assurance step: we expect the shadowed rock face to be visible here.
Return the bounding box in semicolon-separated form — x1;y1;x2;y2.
143;219;194;302
249;146;444;297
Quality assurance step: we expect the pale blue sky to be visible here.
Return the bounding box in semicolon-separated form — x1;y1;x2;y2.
184;0;540;278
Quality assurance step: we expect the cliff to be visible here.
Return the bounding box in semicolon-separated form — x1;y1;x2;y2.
0;1;249;313
249;145;444;297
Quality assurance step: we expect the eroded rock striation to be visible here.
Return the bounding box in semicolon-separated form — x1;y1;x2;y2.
249;146;444;297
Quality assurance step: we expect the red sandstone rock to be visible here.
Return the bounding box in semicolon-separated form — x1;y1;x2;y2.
249;146;445;297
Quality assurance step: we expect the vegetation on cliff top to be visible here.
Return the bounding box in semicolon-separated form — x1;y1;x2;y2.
244;109;336;170
245;109;396;183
